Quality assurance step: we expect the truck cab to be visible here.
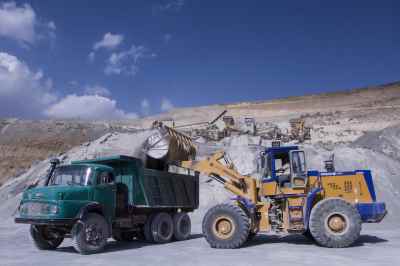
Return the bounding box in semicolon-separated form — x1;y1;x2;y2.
17;162;116;224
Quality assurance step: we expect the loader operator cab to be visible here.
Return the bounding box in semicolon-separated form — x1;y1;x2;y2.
261;145;307;188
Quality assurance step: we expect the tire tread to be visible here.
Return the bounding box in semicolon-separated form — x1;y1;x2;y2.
202;203;250;249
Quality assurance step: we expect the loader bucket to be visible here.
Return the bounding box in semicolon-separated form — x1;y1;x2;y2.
143;121;196;167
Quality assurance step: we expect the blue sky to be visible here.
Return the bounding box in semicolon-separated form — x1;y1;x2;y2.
0;0;399;119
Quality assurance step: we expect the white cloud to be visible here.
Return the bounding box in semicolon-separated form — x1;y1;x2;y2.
0;52;136;119
0;52;57;117
93;32;124;51
163;33;172;44
153;0;184;14
161;98;174;112
104;45;156;76
141;98;150;115
47;21;56;30
88;51;95;62
84;85;111;97
44;94;138;120
0;2;55;45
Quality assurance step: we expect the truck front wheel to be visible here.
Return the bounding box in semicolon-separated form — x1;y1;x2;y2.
30;225;64;250
309;198;361;248
72;213;109;254
202;203;250;248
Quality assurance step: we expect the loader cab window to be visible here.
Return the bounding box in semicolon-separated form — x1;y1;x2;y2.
290;151;306;176
259;153;272;177
289;150;307;187
273;152;291;187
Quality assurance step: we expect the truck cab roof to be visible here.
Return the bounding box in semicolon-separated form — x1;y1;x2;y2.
72;155;142;165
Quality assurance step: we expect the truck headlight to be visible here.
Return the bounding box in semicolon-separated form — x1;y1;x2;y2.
41;204;59;214
48;204;59;214
19;202;59;215
19;203;28;214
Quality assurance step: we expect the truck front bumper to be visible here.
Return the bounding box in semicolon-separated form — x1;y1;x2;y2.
355;202;387;223
15;217;75;226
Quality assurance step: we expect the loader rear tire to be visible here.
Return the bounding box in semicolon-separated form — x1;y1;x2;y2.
202;203;250;249
309;198;361;248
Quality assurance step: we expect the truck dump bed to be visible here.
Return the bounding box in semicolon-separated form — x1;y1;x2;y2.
73;155;199;211
142;168;199;209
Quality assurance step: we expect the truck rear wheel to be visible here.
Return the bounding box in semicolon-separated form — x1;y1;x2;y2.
144;214;156;243
150;212;174;243
72;213;109;254
173;212;191;241
30;225;64;250
202;203;250;249
309;198;361;248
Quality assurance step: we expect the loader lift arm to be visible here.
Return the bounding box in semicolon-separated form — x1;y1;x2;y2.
181;151;258;204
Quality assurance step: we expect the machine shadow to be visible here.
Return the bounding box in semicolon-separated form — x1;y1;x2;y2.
55;233;204;254
242;233;388;248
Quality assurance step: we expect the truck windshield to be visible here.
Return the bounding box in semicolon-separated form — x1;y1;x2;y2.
49;165;91;186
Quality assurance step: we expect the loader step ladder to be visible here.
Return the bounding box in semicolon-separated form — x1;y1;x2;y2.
288;200;305;232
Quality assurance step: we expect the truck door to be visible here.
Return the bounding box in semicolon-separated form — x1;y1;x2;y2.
94;171;116;220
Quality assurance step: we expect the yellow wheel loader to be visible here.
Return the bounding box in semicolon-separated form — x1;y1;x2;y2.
182;145;387;249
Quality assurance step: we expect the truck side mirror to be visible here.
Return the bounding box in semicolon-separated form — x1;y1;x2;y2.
45;158;60;186
50;158;60;166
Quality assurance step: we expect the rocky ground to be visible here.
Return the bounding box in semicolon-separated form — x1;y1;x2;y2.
0;224;398;266
0;81;399;265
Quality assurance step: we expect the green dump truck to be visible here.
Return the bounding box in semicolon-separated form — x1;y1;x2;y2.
15;155;199;254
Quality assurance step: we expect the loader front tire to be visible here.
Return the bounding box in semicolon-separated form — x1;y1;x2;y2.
309;198;361;248
202;203;250;249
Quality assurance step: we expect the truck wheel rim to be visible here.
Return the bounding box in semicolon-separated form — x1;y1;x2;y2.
213;216;235;240
85;223;103;246
160;221;170;238
325;213;348;235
